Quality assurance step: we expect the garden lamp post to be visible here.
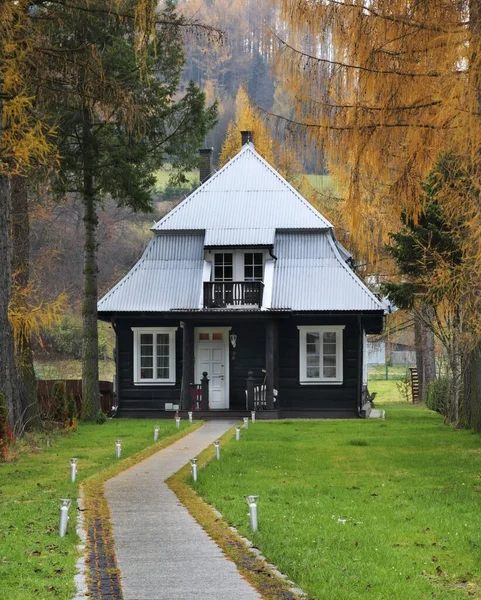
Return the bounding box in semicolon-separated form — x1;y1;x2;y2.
59;498;72;537
70;458;78;483
190;458;198;482
214;440;220;460
251;411;256;423
235;426;241;441
176;416;181;430
116;440;122;459
243;417;249;429
154;426;159;442
245;495;259;532
188;411;193;423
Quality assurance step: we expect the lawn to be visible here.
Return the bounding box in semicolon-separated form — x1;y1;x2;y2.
34;358;115;382
0;418;194;600
192;406;481;600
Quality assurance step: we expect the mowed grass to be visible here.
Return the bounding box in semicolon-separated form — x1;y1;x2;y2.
34;358;115;382
0;418;193;600
193;406;481;600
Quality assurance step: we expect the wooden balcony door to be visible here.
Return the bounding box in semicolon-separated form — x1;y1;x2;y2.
194;328;230;409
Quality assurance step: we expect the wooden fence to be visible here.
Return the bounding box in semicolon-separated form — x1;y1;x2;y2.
37;380;114;417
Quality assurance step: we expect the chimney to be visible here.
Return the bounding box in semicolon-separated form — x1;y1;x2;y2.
241;131;253;146
199;148;213;184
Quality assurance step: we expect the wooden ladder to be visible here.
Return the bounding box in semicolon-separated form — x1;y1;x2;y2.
409;367;419;403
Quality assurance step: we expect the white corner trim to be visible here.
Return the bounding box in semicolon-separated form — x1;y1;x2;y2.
199;261;212;308
261;258;275;310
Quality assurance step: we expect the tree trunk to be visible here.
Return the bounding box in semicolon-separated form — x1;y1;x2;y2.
420;304;436;401
81;106;100;420
11;176;41;429
414;312;424;401
0;172;23;433
467;0;481;430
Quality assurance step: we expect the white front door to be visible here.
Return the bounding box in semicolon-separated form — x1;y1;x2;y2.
195;328;230;409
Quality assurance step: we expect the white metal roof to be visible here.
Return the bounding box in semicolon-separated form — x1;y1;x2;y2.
271;232;383;312
151;144;331;246
97;234;204;312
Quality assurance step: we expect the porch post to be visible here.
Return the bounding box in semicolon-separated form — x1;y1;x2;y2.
265;320;278;410
181;321;194;410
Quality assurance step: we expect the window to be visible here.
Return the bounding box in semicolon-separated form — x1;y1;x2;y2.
214;253;233;281
244;252;263;281
132;327;177;384
297;326;345;384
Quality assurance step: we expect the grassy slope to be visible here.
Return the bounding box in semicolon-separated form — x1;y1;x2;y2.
0;419;194;600
193;404;481;599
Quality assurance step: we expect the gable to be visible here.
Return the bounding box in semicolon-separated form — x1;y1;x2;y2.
151;144;331;245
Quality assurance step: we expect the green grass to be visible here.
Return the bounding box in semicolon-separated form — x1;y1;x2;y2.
154;167;198;189
306;174;334;191
34;358;115;382
0;418;194;600
192;407;481;600
369;379;408;404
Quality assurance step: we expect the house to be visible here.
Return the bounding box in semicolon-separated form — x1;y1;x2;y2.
97;133;384;419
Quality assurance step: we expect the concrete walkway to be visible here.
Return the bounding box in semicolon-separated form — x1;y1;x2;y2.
104;421;262;600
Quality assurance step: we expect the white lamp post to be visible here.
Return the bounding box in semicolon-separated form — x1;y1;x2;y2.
154;426;159;442
214;440;220;460
245;495;259;532
70;458;78;483
235;426;241;441
59;498;72;537
243;417;249;429
190;458;198;482
116;440;122;458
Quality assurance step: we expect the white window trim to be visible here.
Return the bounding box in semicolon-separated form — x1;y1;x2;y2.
132;327;177;385
297;325;345;385
205;248;269;282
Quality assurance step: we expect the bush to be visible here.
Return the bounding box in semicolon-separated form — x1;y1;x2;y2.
426;377;451;415
51;381;68;424
67;393;78;429
96;409;107;425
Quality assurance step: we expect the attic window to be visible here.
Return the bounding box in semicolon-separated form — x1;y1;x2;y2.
132;327;177;385
244;253;263;281
297;326;345;385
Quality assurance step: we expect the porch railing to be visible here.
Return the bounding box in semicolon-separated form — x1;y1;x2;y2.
189;372;209;410
203;281;264;308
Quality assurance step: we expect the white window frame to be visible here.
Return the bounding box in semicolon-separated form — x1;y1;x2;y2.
297;325;345;385
132;327;177;385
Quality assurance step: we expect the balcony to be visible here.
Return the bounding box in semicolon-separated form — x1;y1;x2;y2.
203;281;264;309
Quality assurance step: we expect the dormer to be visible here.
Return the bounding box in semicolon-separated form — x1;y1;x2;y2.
202;247;273;309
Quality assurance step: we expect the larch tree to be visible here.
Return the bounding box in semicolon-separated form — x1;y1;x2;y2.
33;0;218;419
0;1;53;433
269;0;481;427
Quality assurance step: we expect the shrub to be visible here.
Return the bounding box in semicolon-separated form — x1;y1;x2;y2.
0;393;8;461
96;409;107;425
67;393;78;429
51;381;68;424
426;377;451;415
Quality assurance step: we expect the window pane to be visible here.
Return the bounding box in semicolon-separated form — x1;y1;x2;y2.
244;253;253;264
244;265;253;280
224;265;233;280
140;333;153;345
324;343;336;355
157;367;169;379
141;356;153;368
199;333;209;340
323;355;336;367
307;355;319;367
323;366;336;378
253;253;263;265
306;332;320;345
307;367;320;378
212;332;223;340
324;331;336;343
253;266;263;279
140;368;153;379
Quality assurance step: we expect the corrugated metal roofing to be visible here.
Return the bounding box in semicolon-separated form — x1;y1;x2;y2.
204;228;276;247
152;144;332;237
97;234;204;312
271;232;383;312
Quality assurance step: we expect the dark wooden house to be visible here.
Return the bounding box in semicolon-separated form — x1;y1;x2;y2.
98;135;384;418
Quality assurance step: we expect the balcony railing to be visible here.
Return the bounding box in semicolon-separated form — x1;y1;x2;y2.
203;281;264;308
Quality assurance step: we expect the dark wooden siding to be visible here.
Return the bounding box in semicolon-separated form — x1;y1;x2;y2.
116;318;182;412
277;316;360;414
114;313;372;415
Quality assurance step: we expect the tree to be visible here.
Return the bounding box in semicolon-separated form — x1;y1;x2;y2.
0;1;53;433
382;155;471;424
33;0;217;419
